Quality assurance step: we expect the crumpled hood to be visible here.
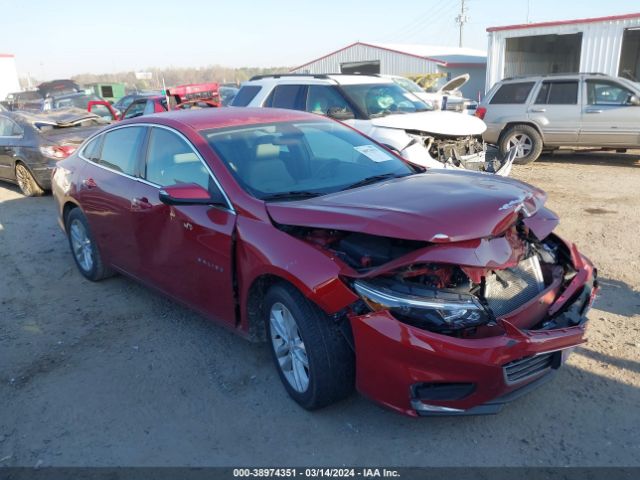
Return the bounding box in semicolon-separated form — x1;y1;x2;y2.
267;171;546;243
370;110;486;137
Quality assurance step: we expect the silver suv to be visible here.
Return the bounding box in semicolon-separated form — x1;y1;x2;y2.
477;73;640;164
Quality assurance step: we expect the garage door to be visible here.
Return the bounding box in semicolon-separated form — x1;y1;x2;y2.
619;28;640;82
504;33;582;78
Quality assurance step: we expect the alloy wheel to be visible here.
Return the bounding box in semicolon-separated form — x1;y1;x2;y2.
69;219;94;272
15;165;32;196
507;133;533;158
270;302;310;393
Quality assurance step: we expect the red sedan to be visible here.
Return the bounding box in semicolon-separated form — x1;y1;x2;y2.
52;108;598;416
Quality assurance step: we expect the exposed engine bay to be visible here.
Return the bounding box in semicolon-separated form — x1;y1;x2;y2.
279;223;589;338
407;131;504;173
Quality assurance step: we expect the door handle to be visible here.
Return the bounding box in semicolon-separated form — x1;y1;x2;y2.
585;109;603;114
529;108;546;113
131;197;152;210
82;178;97;189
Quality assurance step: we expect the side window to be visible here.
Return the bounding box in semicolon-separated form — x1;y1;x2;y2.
535;81;579;105
264;85;307;110
0;117;22;136
489;82;535;104
587;81;635;106
123;101;146;119
145;127;211;190
305;86;353;115
81;136;103;161
98;127;146;175
230;85;262;106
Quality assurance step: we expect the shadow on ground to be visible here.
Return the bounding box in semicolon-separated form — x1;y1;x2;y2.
536;151;640;168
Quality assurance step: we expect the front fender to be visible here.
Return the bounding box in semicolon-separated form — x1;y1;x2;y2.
235;216;358;331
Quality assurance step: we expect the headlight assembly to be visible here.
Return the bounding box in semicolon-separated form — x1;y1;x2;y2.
353;280;489;332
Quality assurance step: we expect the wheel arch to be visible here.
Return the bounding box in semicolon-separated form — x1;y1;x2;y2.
499;121;545;145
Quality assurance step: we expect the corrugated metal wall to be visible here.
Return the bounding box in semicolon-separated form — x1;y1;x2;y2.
292;44;439;75
486;15;640;90
291;43;487;98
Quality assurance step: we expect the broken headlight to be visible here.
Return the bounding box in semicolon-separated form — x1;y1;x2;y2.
353;280;489;332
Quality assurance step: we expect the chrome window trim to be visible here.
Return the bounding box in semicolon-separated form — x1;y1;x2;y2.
78;122;235;214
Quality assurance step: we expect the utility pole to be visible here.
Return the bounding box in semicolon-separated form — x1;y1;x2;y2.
456;0;469;47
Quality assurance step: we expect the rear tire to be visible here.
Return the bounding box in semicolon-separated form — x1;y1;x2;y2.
499;124;543;165
65;208;113;281
264;283;355;410
15;163;45;197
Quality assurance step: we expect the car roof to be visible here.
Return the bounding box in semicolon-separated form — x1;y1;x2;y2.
118;107;325;131
245;74;394;86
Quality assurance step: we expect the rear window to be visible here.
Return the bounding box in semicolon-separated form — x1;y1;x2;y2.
230;85;262;106
98;126;146;175
490;82;535;104
264;85;307;110
535;81;579;105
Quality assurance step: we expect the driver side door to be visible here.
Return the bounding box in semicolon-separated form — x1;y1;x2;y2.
130;126;237;325
579;79;640;146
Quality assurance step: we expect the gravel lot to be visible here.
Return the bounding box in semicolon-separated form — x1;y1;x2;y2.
1;150;639;467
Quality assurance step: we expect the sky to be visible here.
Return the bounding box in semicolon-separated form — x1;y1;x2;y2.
2;0;639;80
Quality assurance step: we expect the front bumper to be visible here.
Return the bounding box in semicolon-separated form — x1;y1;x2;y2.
349;252;597;417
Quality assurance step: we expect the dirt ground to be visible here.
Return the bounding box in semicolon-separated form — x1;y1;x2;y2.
0;150;639;467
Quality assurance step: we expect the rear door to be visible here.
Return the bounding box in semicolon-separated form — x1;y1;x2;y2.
528;79;581;145
579;79;640;146
0;116;23;181
130;126;237;325
77;126;147;274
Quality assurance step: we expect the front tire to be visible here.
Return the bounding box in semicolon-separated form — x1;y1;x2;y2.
499;124;543;165
65;208;113;281
265;283;355;410
15;163;45;197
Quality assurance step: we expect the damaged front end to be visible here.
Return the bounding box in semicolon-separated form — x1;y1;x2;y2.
403;131;515;177
369;110;515;176
276;209;597;416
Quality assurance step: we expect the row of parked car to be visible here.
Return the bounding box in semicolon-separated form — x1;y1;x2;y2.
3;71;640;197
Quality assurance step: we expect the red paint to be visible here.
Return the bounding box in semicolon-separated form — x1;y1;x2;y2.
487;12;640;32
87;100;118;121
52;108;596;416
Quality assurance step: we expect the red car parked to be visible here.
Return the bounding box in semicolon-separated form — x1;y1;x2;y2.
120;83;221;120
52;108;598;416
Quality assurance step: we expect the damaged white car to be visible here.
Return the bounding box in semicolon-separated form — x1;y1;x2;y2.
231;74;514;176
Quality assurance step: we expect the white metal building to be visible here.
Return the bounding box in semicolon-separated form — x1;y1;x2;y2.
290;42;487;100
486;12;640;90
0;54;20;100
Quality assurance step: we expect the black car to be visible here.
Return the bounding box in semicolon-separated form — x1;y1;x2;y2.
0;109;107;196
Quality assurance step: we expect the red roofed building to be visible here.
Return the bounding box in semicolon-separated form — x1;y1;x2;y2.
486;12;640;90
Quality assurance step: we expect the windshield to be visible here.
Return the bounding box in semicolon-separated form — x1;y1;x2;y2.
202;120;414;201
341;83;431;118
391;77;423;94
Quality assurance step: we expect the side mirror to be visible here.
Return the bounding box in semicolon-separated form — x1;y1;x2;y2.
326;107;355;121
159;183;227;207
628;95;640;106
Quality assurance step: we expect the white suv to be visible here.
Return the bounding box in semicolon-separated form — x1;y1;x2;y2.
231;74;513;176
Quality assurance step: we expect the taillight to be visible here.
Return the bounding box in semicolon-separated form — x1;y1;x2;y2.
39;145;77;160
475;107;487;120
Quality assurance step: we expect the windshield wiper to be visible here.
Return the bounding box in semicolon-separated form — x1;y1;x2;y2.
262;191;321;202
343;173;408;190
